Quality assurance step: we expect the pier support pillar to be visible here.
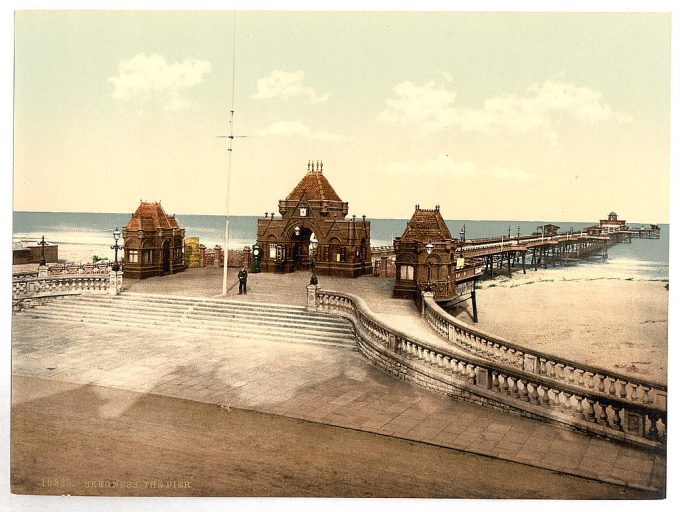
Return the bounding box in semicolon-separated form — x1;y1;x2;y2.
522;253;526;274
471;285;479;323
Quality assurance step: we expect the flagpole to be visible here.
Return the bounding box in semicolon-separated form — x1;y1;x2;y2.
222;13;237;296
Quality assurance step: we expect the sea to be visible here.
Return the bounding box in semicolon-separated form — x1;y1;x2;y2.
12;212;669;281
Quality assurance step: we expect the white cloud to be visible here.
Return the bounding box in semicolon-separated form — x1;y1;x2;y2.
108;53;212;111
384;154;476;177
251;71;330;105
489;166;531;181
380;78;631;137
258;121;349;142
383;155;531;181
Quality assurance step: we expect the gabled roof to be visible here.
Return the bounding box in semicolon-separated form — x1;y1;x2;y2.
125;202;181;232
399;205;453;242
286;163;342;202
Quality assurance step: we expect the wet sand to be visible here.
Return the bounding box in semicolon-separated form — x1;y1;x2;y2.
10;377;655;499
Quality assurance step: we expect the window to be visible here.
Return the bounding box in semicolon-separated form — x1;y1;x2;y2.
128;250;139;263
143;250;153;264
269;245;277;259
300;207;307;217
400;265;414;280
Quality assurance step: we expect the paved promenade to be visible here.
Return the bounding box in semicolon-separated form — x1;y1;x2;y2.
11;268;666;494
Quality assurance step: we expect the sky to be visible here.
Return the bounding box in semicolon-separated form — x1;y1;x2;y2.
12;10;672;223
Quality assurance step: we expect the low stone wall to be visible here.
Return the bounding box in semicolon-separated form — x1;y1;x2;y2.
310;288;666;450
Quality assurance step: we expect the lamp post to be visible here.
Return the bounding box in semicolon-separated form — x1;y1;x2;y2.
425;241;434;290
459;224;466;256
38;235;47;266
111;228;121;272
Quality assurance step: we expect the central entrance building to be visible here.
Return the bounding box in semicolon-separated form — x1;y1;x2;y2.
256;161;372;278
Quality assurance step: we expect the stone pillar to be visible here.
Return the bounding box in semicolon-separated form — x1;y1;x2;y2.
421;291;434;317
380;256;388;276
108;270;123;296
214;245;222;268
306;284;319;311
199;244;206;267
38;264;48;277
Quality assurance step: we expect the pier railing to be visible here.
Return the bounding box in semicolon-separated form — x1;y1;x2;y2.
313;288;666;449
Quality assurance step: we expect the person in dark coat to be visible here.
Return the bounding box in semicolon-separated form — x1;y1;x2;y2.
238;267;248;295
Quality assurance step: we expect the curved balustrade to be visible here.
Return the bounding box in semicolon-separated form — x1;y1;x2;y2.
422;296;667;412
314;289;666;449
12;274;110;299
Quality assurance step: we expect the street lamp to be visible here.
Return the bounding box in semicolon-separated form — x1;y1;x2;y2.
111;227;121;272
425;241;434;289
459;224;466;256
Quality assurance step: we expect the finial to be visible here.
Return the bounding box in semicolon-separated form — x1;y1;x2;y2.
320;160;323;173
307;160;310;173
265;212;269;218
416;204;419;210
435;204;439;211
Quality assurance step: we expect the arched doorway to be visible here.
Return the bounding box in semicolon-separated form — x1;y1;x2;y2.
162;239;171;274
292;227;317;271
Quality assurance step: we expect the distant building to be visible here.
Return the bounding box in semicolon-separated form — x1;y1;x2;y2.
256;161;372;278
12;241;58;265
122;201;185;279
599;211;627;232
535;224;560;236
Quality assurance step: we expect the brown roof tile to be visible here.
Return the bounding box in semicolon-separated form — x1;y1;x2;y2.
125;202;181;232
286;169;342;202
399;207;453;242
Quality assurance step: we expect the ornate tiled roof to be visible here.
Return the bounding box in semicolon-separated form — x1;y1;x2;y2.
286;161;342;202
399;205;453;242
125;202;181;232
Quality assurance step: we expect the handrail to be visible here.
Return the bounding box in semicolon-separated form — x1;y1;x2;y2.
12;274;111;300
314;288;666;449
422;296;666;399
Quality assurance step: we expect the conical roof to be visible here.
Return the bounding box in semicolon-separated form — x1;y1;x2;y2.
399;205;452;242
125;202;181;231
286;162;342;202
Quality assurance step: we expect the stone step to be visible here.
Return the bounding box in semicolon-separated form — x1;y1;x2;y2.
40;298;350;332
36;301;355;337
72;293;336;322
25;309;356;348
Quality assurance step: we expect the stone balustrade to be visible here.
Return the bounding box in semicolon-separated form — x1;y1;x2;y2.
422;296;667;412
313;288;666;449
12;274;111;300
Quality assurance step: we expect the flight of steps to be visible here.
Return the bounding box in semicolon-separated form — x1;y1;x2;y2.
21;292;358;348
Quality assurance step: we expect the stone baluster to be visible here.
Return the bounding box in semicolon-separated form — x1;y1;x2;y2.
491;371;500;392
576;369;585;388
597;374;606;393
561;392;572;415
529;383;540;404
539;358;547;376
648;414;659;440
585;371;595;390
597;401;609;425
584;398;596;422
618;380;627;400
608;378;617;396
510;376;519;398
573;395;585;419
501;374;510;395
629;383;639;402
519;380;530;402
540;386;551;406
466;364;476;383
611;406;622;431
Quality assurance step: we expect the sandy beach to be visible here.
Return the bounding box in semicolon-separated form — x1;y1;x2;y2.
455;265;668;384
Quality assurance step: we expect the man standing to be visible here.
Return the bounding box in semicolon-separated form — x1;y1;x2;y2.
238;267;248;295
